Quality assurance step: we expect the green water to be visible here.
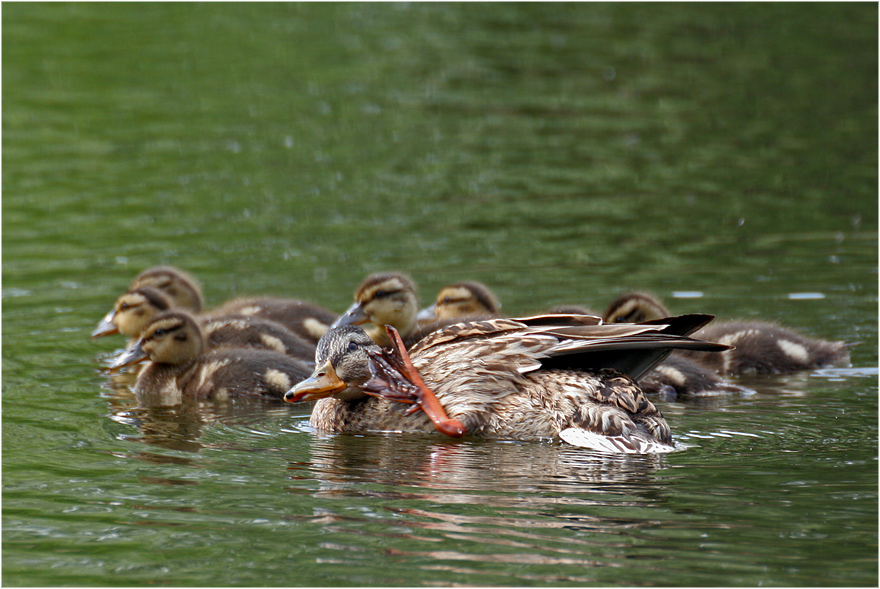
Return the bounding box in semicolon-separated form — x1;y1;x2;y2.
3;3;877;586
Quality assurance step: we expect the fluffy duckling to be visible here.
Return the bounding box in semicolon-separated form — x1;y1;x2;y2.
209;296;337;344
417;281;502;323
604;292;851;375
332;272;421;347
93;286;316;361
102;265;336;344
129;265;204;313
285;314;731;453
112;311;312;402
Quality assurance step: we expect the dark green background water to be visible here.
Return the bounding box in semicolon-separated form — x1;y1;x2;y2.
3;3;877;586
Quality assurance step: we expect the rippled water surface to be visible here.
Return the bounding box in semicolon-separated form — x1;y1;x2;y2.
4;4;877;587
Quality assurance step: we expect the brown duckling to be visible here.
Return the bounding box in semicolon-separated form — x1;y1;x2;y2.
285;314;731;453
209;296;337;344
129;265;204;313
93;286;316;362
101;265;336;344
112;311;312;403
416;281;502;323
332;272;422;347
604;292;852;375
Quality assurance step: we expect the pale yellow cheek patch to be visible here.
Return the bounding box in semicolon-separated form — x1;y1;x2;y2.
265;369;291;391
654;365;687;386
777;339;809;363
259;334;285;354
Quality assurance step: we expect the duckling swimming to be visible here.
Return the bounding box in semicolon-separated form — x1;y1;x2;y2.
416;281;502;323
93;286;316;362
112;310;312;403
286;314;730;453
106;265;337;343
332;272;422;346
604;292;852;375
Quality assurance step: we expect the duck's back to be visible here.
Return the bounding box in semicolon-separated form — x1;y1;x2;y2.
211;297;337;343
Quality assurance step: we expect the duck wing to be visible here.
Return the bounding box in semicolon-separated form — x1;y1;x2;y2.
409;314;729;382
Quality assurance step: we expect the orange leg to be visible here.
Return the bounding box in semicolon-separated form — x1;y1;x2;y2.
385;326;466;438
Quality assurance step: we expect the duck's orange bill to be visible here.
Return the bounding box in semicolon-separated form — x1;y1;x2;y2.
284;361;347;403
385;325;466;438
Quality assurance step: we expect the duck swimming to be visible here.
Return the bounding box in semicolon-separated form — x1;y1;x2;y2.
604;292;851;375
285;314;730;453
104;266;337;344
92;286;316;362
112;310;312;403
416;282;748;398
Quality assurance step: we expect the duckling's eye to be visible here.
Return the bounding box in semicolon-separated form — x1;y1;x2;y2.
119;303;130;311
373;290;388;298
442;296;452;304
153;328;167;337
348;341;359;352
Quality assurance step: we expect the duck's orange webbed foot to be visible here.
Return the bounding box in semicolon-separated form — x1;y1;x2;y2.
384;325;466;438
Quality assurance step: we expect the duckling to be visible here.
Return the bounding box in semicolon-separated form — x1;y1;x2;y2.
209;296;337;344
332;272;421;347
638;355;753;398
93;286;174;342
129;266;204;313
416;281;502;323
93;286;316;362
604;292;851;375
111;311;312;403
285;314;731;453
102;265;337;344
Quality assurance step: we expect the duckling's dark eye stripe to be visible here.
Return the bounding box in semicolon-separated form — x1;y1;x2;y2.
373;289;402;299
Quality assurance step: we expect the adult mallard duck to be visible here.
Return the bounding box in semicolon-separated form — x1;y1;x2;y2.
285;313;730;453
103;265;337;344
415;283;747;398
92;286;317;362
604;292;852;375
112;310;312;403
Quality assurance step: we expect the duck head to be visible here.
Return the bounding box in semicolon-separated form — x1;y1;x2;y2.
332;272;419;346
417;281;500;322
111;310;206;369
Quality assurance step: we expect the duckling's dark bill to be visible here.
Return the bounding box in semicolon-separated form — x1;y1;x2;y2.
331;301;369;328
110;343;148;370
284;360;347;403
91;312;119;338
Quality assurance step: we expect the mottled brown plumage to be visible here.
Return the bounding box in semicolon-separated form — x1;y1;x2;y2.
604;292;851;374
112;311;312;403
287;315;731;453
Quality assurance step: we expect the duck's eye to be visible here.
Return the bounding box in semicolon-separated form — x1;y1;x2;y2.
153;328;167;337
373;290;388;298
442;296;452;304
119;303;130;311
348;341;359;352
